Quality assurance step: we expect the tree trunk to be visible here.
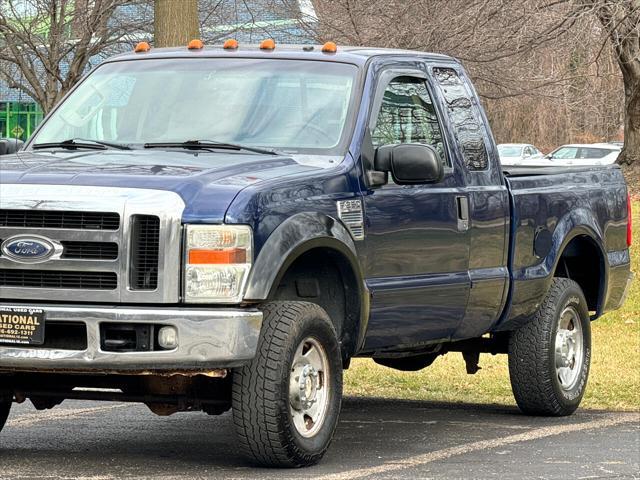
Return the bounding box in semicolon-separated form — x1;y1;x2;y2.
154;0;200;48
586;1;640;167
618;77;640;166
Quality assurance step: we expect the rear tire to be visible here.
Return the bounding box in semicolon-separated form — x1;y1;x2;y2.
508;278;591;416
232;301;343;467
0;399;11;433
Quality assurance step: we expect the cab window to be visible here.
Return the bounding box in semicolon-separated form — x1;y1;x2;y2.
371;77;448;167
579;148;608;159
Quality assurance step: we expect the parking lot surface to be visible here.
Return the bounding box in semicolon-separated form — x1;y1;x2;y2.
1;397;638;479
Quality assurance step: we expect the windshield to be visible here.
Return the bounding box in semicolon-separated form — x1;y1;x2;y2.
31;58;359;155
498;145;522;157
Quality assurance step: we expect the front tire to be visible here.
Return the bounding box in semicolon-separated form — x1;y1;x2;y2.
508;278;591;416
232;302;343;467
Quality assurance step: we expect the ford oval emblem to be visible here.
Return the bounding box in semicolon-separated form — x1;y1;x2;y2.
1;236;55;263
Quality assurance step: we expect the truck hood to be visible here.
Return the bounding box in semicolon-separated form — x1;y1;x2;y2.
0;150;321;222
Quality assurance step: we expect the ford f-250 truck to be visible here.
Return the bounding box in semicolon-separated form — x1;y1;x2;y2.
0;41;633;467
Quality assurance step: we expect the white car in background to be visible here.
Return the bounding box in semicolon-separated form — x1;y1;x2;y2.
545;143;621;166
497;143;545;166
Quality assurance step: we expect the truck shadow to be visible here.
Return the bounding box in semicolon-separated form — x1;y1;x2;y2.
1;396;598;479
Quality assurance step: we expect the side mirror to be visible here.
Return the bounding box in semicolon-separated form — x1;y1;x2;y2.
0;139;24;155
374;144;444;185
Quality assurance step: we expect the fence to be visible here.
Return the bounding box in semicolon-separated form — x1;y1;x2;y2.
0;102;44;140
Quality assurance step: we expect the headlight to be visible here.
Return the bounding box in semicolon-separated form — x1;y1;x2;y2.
183;225;252;303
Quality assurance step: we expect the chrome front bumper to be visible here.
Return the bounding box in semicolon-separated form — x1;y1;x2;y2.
0;303;262;374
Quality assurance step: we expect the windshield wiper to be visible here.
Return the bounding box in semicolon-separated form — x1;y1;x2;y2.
33;138;132;151
143;140;280;156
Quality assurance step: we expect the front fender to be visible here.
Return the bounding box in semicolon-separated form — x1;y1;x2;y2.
244;211;363;297
244;212;369;352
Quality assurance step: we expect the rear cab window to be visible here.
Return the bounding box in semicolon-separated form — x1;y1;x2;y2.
432;67;489;171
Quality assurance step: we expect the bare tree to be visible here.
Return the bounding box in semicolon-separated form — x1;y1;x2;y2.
579;1;640;165
0;0;148;114
0;0;266;116
310;0;637;164
154;0;200;48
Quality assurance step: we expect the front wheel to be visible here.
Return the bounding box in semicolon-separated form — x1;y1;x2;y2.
232;302;343;467
0;398;11;434
508;278;591;416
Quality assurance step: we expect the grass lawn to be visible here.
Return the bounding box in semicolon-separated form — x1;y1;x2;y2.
344;202;640;411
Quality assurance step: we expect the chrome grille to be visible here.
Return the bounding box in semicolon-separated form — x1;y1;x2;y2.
129;215;160;290
0;185;185;303
0;210;120;230
60;241;119;260
0;269;117;290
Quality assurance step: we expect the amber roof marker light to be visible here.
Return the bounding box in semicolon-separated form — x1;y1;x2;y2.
260;39;276;50
188;39;204;50
322;41;338;53
134;42;151;53
223;39;239;50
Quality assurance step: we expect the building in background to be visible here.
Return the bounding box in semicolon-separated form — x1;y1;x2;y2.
0;93;43;141
0;0;316;140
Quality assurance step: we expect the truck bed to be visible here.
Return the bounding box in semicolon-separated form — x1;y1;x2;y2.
497;164;630;330
502;164;620;177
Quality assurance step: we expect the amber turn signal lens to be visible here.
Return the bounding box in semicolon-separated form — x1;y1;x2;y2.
260;39;276;50
322;41;338;53
189;248;247;265
188;39;204;50
134;42;150;53
223;39;239;49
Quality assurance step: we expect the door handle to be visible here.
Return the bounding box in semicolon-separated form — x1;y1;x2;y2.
456;196;470;232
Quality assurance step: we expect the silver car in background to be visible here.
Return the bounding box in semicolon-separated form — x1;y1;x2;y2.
545;143;621;166
497;143;545;166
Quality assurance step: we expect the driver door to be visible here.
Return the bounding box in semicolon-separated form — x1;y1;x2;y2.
360;69;471;351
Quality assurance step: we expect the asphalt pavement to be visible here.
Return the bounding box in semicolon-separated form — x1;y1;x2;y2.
0;397;638;479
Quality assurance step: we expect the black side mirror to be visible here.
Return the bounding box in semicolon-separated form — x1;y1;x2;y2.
0;139;24;155
375;144;444;185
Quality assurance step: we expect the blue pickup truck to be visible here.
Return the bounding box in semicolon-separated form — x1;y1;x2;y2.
0;42;633;467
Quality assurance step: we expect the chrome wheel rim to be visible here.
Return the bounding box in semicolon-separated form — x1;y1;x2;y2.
289;337;330;438
554;306;584;391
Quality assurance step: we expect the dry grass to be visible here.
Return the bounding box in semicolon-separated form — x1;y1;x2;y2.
344;202;640;411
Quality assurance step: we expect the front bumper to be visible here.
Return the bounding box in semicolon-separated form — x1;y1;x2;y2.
0;303;262;374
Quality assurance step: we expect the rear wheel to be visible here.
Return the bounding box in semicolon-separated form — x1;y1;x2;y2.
508;278;591;416
232;301;343;467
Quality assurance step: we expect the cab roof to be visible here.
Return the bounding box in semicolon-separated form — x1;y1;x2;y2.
108;44;457;68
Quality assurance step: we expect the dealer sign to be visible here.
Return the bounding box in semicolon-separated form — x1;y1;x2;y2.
0;307;45;345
